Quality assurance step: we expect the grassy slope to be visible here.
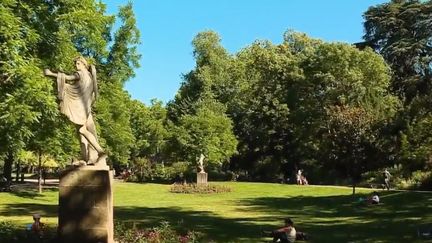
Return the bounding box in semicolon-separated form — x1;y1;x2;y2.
0;182;431;242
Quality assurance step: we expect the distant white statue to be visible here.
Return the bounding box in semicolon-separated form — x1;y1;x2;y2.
197;153;205;173
44;56;106;166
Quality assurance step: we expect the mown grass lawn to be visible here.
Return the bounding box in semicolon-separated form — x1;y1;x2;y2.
0;181;431;242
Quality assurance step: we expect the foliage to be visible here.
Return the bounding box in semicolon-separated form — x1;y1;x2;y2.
2;0;432;187
172;105;238;166
129;100;170;162
95;81;135;166
0;0;140;174
167;31;238;170
127;157;154;182
363;0;432;179
184;31;400;182
115;221;203;243
170;183;232;194
395;170;432;190
0;221;56;243
163;162;191;181
363;0;432;103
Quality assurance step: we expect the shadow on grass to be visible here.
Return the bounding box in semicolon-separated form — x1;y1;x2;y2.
114;191;432;242
8;187;58;199
237;191;432;243
0;203;58;218
1;190;431;243
115;206;275;242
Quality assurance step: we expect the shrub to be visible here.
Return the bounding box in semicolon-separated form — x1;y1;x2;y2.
170;183;231;194
396;170;432;190
127;157;154;182
163;162;192;181
115;221;203;243
0;221;57;243
0;220;202;243
127;160;195;183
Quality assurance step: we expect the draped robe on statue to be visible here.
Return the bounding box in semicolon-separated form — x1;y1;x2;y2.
56;70;94;126
56;70;98;162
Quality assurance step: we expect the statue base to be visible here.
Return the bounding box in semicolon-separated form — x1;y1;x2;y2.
58;165;114;243
196;172;208;185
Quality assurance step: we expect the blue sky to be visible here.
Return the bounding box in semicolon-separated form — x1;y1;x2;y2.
104;0;388;105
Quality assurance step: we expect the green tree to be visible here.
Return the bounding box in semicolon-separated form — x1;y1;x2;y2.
0;0;141;180
363;0;432;175
0;0;61;181
173;103;238;167
305;41;399;191
363;0;432;103
130;99;169;162
167;31;238;170
95;2;140;168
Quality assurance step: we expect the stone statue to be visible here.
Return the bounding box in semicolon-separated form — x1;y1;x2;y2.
44;56;106;166
197;153;205;173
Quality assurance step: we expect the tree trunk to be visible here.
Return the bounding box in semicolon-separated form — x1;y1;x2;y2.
3;152;13;182
38;152;42;194
352;178;356;195
15;162;20;182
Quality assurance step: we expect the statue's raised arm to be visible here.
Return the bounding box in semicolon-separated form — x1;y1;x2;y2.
43;69;79;81
44;56;107;167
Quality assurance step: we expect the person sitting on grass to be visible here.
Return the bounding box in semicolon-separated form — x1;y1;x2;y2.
358;191;380;206
367;191;380;205
26;214;45;242
263;218;297;242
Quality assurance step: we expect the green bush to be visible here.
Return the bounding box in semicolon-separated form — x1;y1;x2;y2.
0;220;202;243
115;221;203;243
360;165;432;190
396;170;432;190
128;157;154;182
170;183;231;194
0;221;56;243
163;162;192;180
127;159;195;183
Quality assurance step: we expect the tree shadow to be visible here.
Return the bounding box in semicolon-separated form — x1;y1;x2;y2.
8;187;58;199
114;206;275;242
237;191;432;242
0;203;58;218
1;188;430;242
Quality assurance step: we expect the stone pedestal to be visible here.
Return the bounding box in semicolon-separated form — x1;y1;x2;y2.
196;172;208;185
58;165;114;243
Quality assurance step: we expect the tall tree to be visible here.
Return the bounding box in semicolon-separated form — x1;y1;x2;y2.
363;0;432;103
95;2;141;167
172;102;238;167
0;0;141;179
130;99;169;162
0;0;61;181
167;31;238;169
363;0;432;173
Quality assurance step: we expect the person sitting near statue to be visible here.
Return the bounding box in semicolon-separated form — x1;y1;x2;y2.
26;214;45;241
44;57;106;166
